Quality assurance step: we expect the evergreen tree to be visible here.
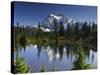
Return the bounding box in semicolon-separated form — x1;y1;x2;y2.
91;22;97;47
74;22;80;39
59;21;64;37
81;22;88;39
72;38;90;70
37;22;41;38
66;23;71;39
53;19;58;39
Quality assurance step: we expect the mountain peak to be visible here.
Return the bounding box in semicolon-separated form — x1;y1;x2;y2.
41;13;77;31
49;14;63;21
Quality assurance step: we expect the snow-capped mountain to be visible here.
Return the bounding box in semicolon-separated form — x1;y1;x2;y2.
40;14;76;31
34;14;92;32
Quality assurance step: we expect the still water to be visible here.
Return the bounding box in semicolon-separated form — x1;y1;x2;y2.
14;44;97;72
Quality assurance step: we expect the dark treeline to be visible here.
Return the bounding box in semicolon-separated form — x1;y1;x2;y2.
14;20;97;50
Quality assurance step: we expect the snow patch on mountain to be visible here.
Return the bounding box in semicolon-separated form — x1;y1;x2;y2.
40;27;50;32
50;14;63;21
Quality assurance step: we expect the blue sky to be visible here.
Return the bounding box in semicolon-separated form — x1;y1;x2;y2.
13;1;97;26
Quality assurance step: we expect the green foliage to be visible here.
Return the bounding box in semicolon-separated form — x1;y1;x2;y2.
72;39;91;70
14;56;30;73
